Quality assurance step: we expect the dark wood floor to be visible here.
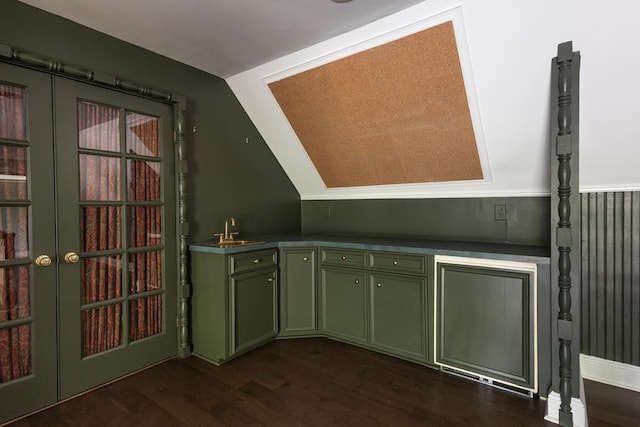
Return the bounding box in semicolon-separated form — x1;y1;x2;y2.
584;379;640;427
8;338;557;426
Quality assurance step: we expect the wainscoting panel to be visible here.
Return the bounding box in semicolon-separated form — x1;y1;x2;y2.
302;197;550;246
580;191;640;366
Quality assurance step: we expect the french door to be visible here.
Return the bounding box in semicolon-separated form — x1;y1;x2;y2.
0;63;177;422
0;61;57;423
54;76;177;398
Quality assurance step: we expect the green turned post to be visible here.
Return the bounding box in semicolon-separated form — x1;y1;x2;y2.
554;40;579;427
175;103;192;358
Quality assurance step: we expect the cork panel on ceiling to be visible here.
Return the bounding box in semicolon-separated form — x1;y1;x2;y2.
268;21;483;188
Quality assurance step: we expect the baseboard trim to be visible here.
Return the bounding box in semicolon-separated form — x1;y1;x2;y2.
544;392;586;426
580;353;640;392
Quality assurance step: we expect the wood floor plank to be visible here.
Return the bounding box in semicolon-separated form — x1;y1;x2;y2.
7;338;558;426
127;359;233;423
584;379;640;427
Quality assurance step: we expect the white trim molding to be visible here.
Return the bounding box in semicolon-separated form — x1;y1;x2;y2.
545;355;640;425
544;392;586;426
227;3;514;200
580;353;640;392
579;184;640;193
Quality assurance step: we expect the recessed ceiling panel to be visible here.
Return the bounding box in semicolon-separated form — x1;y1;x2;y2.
268;21;482;188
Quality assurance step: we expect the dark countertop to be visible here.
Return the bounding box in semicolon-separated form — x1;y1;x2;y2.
189;233;550;264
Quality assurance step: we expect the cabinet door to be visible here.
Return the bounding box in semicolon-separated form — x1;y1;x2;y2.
231;268;278;355
320;266;367;344
280;248;317;336
369;272;426;361
436;261;536;391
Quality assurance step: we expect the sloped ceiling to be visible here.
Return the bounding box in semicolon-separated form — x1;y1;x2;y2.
17;0;426;78
228;1;640;199
17;0;640;199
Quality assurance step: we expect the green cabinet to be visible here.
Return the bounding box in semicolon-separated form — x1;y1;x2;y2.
279;248;318;336
369;272;427;361
231;268;278;355
435;256;537;392
191;248;278;364
190;241;541;395
191;243;540;394
320;266;368;344
317;248;429;362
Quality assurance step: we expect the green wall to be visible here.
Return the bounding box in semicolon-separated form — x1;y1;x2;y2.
0;0;301;244
581;191;640;367
302;197;550;246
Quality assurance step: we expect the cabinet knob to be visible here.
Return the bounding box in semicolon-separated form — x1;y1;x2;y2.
392;260;398;266
253;259;261;264
267;277;273;282
354;279;359;285
377;283;382;287
341;256;346;260
303;256;309;261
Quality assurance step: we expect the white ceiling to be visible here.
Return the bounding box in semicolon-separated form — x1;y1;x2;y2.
18;0;425;78
18;0;640;199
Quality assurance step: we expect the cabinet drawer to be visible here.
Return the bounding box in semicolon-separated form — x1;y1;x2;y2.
230;249;277;274
369;251;426;275
321;248;367;268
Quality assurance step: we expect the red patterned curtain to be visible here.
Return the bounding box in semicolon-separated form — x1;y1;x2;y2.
127;112;162;342
0;84;31;383
0;234;31;383
78;102;123;357
77;105;163;355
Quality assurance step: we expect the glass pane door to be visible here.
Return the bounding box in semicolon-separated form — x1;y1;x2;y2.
55;77;176;399
0;84;31;382
0;63;57;424
78;101;124;357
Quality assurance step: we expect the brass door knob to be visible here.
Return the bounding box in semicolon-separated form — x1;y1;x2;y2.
64;252;80;264
35;254;52;267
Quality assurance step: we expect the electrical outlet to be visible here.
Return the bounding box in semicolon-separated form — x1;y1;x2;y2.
494;204;507;221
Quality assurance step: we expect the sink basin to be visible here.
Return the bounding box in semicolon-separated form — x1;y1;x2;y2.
209;240;265;248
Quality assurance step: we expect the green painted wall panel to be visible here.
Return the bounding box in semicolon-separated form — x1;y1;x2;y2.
581;191;640;367
302;197;550;246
